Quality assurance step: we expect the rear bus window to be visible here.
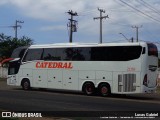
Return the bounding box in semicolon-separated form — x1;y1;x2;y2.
147;43;158;57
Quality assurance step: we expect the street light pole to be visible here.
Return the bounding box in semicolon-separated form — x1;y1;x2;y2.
119;33;130;42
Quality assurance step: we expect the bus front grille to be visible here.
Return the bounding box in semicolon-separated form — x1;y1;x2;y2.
118;74;136;92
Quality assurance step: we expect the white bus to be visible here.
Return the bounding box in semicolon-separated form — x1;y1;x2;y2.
7;42;158;96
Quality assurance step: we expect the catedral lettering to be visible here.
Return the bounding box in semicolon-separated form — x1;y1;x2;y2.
36;62;73;69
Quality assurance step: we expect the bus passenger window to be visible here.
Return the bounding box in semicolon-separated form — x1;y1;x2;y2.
23;49;43;61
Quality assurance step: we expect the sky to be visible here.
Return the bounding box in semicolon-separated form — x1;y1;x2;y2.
0;0;160;48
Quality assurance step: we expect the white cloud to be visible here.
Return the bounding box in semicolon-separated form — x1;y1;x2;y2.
0;0;9;5
2;0;160;24
40;25;66;31
1;0;160;43
4;0;87;21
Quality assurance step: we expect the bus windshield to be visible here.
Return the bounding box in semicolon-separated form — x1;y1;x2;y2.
11;46;28;59
8;46;28;75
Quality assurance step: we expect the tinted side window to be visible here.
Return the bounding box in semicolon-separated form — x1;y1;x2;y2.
24;46;142;62
91;46;142;61
23;49;43;61
43;48;58;60
56;48;65;60
116;46;142;61
63;48;74;60
79;47;91;61
91;47;107;61
43;48;65;61
68;47;90;61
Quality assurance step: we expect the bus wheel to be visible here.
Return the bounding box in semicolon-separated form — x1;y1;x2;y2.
98;83;111;97
83;82;95;95
21;79;30;90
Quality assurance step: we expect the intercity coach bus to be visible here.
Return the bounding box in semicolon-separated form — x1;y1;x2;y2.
7;42;158;96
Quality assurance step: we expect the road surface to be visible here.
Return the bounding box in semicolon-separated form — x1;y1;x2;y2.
0;80;160;118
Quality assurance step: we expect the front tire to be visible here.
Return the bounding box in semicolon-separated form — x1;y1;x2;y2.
21;79;30;90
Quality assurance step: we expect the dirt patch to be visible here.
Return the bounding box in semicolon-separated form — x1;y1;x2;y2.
0;78;6;81
0;78;21;90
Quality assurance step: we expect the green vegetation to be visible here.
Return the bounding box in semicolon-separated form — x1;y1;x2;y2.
0;33;33;62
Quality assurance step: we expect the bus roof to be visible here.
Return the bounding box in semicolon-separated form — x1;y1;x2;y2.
29;42;147;49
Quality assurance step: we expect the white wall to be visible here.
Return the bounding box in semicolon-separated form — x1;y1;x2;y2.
0;67;8;78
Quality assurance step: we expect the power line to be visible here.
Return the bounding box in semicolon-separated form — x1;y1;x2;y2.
93;8;109;44
0;20;24;39
113;0;158;22
0;26;13;28
113;0;126;7
136;0;160;19
107;9;160;13
119;0;160;23
140;0;160;15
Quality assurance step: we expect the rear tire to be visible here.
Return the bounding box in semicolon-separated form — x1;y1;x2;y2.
83;82;95;95
21;79;30;90
98;83;111;97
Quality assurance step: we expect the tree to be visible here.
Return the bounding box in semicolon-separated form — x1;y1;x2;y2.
0;33;33;62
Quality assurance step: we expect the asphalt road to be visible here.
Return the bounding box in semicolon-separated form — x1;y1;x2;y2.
0;80;160;118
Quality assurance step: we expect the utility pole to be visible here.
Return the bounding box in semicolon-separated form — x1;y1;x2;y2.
0;20;24;39
132;25;142;42
67;10;78;43
14;20;24;39
94;8;109;44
